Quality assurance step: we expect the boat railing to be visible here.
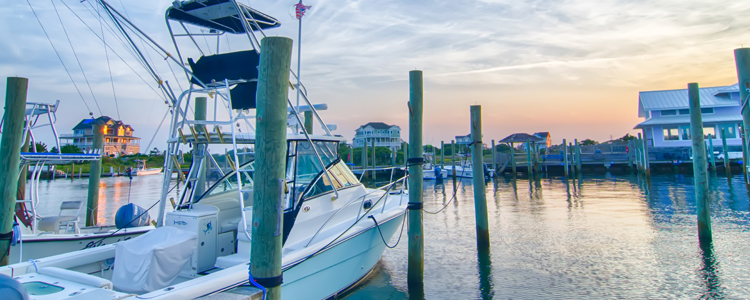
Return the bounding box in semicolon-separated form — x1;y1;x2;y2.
305;175;408;248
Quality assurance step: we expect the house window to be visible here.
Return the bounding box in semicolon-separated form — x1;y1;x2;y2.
719;124;736;139
661;110;677;116
663;127;679;140
704;126;716;139
679;125;691;140
678;109;690;115
701;108;714;114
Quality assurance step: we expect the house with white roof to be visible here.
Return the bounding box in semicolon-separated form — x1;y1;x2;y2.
635;83;743;149
352;122;402;150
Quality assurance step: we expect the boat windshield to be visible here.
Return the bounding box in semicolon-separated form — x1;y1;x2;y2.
202;160;255;198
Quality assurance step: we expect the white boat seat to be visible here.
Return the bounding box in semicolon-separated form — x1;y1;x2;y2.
37;201;83;233
38;267;113;289
112;226;197;293
215;208;252;269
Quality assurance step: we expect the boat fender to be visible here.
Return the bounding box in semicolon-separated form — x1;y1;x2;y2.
11;221;21;246
115;203;152;229
434;166;442;179
0;273;29;300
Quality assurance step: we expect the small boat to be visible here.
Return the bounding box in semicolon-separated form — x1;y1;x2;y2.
132;159;162;176
4;100;153;264
443;153;492;179
422;152;447;180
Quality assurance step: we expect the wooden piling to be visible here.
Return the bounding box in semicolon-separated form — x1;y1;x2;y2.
627;140;633;170
362;140;367;170
407;70;425;289
86;122;105;227
642;130;651;177
526;140;532;176
303;110;313;134
371;139;376;180
17;132;30;201
688;82;712;243
636;133;643;173
562;139;569;177
708;134;716;172
0;77;28;266
743;132;749;181
733;48;750;182
451;140;456;187
194;97;207;197
491;140;496;177
470;105;490;247
250;36;293;299
721;128;731;176
441;141;445;170
575;140;582;173
510;142;516;175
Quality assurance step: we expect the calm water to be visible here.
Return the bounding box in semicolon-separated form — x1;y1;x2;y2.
31;174;750;299
346;174;750;299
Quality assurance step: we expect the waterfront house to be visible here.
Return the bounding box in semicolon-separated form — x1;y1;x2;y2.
352;122;402;151
635;84;742;150
60;116;141;156
533;132;551;149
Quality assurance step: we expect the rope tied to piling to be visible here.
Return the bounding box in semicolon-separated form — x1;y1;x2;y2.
369;213;407;249
406;157;425;167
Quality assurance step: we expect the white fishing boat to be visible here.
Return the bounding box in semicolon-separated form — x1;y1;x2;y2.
422;152;447;180
444;153;491;179
0;1;408;299
132;160;162;176
4;101;153;265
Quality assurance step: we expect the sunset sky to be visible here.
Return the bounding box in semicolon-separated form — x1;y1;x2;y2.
2;0;750;151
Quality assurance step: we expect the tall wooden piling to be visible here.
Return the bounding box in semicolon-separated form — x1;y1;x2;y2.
562;139;569;177
733;48;750;182
708;134;716;172
641;130;651;177
194;97;207;197
636;133;643;174
371;139;376;180
470;105;490;247
86;122;105;227
451;140;457;186
362;140;367;170
743;132;749;181
441;141;445;170
525;140;532;176
407;70;425;289
721;128;731;176
510;142;517;175
0;77;28;266
250;36;293;299
491;140;496;177
569;142;575;176
303;110;313;134
575;140;582;173
688;82;712;243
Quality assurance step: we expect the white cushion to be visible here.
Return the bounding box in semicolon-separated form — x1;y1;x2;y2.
112;226;197;293
38;267;113;289
214;253;248;269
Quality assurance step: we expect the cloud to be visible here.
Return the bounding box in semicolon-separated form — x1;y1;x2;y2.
2;0;750;148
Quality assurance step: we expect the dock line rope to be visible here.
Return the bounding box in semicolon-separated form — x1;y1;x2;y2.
246;267;268;300
368;213;407;249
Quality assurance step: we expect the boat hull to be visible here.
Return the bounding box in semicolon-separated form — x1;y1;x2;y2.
8;226;151;264
280;211;404;300
135;168;162;176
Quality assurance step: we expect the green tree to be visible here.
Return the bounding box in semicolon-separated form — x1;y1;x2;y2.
51;144;82;154
580;139;598;146
615;133;636;142
34;142;48;153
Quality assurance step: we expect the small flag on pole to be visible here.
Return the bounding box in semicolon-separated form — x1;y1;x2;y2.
295;1;311;19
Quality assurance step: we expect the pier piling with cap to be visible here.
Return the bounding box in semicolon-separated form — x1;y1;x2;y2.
510;142;516;175
0;77;28;266
642;130;651;177
688;82;712;243
563;139;569;177
708;134;716;173
194;97;208;197
471;105;490;247
526;140;532;176
407;70;425;289
721;128;731;177
86;121;104;226
250;36;293;299
451;140;457;187
733;48;750;182
441;141;445;171
371;139;376;180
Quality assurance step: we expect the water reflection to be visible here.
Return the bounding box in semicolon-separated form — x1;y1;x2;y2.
699;240;724;299
477;245;494;300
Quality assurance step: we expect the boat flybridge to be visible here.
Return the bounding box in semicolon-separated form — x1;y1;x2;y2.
1;1;408;299
2;100;153;265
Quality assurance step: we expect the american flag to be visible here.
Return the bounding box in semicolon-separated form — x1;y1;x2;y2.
295;1;311;19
